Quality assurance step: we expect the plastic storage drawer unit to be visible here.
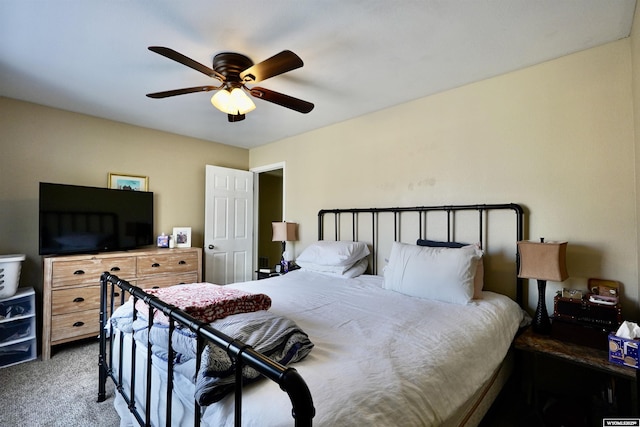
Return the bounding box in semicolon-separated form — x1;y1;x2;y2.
0;287;36;368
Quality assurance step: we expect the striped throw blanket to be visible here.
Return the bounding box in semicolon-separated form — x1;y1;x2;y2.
195;310;314;405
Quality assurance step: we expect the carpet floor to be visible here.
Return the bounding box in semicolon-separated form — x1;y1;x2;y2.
0;338;120;427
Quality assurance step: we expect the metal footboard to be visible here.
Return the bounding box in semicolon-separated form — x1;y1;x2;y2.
97;273;315;427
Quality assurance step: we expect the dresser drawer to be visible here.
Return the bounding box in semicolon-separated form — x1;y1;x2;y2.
51;285;123;315
137;251;199;276
51;257;136;288
136;273;198;289
51;309;100;342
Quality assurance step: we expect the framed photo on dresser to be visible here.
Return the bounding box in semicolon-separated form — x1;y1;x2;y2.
173;227;192;248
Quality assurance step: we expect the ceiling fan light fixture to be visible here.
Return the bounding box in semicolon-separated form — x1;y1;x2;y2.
211;88;256;115
147;47;314;116
230;87;256;114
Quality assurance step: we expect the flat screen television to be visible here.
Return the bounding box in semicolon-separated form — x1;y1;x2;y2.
39;182;154;255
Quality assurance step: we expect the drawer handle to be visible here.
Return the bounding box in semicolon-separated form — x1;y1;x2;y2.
152;286;160;289
178;260;186;265
73;297;85;303
73;321;84;327
73;270;85;275
114;292;120;298
110;266;121;272
152;263;160;268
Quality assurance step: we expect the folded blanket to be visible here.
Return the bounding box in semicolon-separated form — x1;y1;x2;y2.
134;283;272;324
109;298;313;406
195;310;314;405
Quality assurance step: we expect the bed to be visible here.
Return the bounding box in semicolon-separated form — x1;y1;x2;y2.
98;203;528;426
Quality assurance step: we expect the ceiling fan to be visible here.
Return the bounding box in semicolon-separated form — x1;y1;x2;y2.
146;46;314;122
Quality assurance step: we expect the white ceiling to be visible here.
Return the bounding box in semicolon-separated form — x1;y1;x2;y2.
0;1;636;149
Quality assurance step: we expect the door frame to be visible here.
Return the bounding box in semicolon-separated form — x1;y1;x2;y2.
250;161;286;273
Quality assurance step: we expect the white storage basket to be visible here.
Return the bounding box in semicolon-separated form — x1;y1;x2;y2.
0;255;26;299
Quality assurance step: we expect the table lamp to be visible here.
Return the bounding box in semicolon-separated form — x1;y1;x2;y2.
272;222;298;272
517;238;569;334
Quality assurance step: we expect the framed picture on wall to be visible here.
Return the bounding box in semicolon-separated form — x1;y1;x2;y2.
173;227;192;248
108;173;149;191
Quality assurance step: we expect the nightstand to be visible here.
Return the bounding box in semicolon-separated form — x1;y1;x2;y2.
515;326;640;420
256;264;300;280
256;271;279;280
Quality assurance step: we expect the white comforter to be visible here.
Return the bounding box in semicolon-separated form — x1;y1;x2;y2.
196;270;523;426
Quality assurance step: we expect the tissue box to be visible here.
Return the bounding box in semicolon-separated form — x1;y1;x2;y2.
608;333;640;369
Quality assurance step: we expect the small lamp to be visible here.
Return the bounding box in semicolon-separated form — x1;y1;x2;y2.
517;238;568;334
272;222;298;272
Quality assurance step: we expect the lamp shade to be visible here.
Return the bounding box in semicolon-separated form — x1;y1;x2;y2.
211;88;256;115
272;222;298;242
517;240;568;282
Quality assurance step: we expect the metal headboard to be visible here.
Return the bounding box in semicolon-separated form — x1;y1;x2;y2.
318;203;525;306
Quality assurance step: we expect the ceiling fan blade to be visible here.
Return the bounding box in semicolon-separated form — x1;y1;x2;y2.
146;85;220;99
240;50;303;83
148;46;225;81
250;87;314;113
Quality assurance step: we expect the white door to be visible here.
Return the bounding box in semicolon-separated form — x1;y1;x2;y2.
204;165;254;284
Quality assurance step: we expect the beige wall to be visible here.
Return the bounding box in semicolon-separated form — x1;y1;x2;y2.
251;39;638;318
632;0;640;318
2;32;638;321
0;97;249;292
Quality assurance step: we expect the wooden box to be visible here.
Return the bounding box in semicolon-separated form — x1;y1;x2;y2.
552;292;621;349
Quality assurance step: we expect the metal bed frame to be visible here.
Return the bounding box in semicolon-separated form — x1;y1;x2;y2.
97;275;315;427
97;203;524;426
319;203;525;305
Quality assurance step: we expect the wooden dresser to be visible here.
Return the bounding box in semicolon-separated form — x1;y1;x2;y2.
42;247;202;360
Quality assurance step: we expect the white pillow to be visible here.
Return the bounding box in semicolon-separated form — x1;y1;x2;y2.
296;260;352;275
383;242;481;305
341;257;368;278
415;240;484;299
298;257;368;278
297;241;370;267
455;244;484;299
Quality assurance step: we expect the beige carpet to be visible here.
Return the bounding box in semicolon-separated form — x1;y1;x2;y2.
0;338;120;427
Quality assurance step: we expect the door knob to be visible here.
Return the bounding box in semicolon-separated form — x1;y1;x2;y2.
208;245;214;250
